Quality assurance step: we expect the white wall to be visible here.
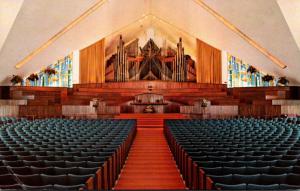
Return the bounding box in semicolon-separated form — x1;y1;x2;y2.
72;50;80;85
221;50;228;85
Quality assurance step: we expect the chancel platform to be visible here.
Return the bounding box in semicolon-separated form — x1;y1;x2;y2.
3;81;299;119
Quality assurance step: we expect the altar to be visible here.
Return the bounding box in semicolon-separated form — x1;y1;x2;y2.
131;93;168;113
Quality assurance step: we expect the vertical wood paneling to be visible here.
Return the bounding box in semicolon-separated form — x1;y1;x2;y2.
80;39;105;83
0;106;19;117
196;39;221;84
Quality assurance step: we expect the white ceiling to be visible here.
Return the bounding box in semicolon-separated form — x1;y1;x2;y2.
277;0;300;50
0;0;23;52
0;0;300;85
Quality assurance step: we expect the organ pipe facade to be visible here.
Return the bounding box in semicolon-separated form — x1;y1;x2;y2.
110;36;194;82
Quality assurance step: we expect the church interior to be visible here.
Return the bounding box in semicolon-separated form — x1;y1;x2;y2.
1;0;300;190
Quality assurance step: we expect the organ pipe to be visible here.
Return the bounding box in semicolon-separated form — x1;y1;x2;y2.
115;35;127;82
173;38;186;82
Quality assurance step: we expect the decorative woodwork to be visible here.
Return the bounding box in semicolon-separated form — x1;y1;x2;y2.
106;36;196;82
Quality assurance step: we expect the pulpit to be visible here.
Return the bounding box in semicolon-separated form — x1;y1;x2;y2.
131;93;168;113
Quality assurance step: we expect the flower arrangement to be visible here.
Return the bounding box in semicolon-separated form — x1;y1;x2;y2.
44;68;56;76
262;74;274;82
201;99;209;108
91;98;100;108
27;74;39;82
277;77;289;86
247;66;257;74
10;75;23;85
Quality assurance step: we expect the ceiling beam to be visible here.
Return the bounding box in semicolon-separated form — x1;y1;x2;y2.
194;0;287;69
15;0;107;69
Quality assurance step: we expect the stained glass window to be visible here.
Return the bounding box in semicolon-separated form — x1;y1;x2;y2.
227;53;275;88
24;54;73;87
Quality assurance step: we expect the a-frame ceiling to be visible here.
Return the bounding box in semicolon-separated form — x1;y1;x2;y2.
0;0;299;85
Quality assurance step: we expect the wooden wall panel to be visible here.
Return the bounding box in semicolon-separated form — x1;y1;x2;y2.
19;105;62;118
73;81;226;90
0;106;19;117
239;105;281;117
196;39;221;84
80;39;105;83
0;86;10;99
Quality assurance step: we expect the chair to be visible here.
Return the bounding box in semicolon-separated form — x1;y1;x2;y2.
284;173;300;186
73;156;93;162
36;155;56;161
30;166;55;175
65;161;87;167
0;166;10;175
208;174;233;184
269;166;293;175
0;155;18;161
44;160;66;168
86;161;103;168
215;183;246;190
53;184;85;190
293;166;300;174
21;184;54;190
78;167;99;175
245;155;263;161
232;174;260;184
0;174;19;188
10;166;32;175
202;167;223;176
245;166;270;175
223;167;246;175
16;174;44;186
255;160;277;167
247;184;280;190
259;174;287;185
68;174;94;185
1;184;22;189
282;155;300;160
3;160;24;167
263;155;282;161
279;184;300;190
54;167;78;175
18;155;36;161
24;160;45;167
276;159;297;167
55;156;74;161
41;174;68;185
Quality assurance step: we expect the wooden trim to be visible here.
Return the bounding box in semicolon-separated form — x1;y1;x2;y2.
85;176;94;190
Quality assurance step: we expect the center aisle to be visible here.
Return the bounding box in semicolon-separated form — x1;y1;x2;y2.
114;128;186;190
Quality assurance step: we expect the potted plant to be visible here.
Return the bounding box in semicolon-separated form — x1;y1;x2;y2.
247;66;258;87
262;74;274;86
44;68;56;76
27;74;39;86
10;75;23;85
247;66;257;74
201;99;208;108
277;77;289;86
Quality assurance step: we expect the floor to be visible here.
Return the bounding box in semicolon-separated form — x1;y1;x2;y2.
114;128;186;190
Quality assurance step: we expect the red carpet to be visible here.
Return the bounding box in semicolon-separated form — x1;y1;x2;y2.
114;128;186;190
